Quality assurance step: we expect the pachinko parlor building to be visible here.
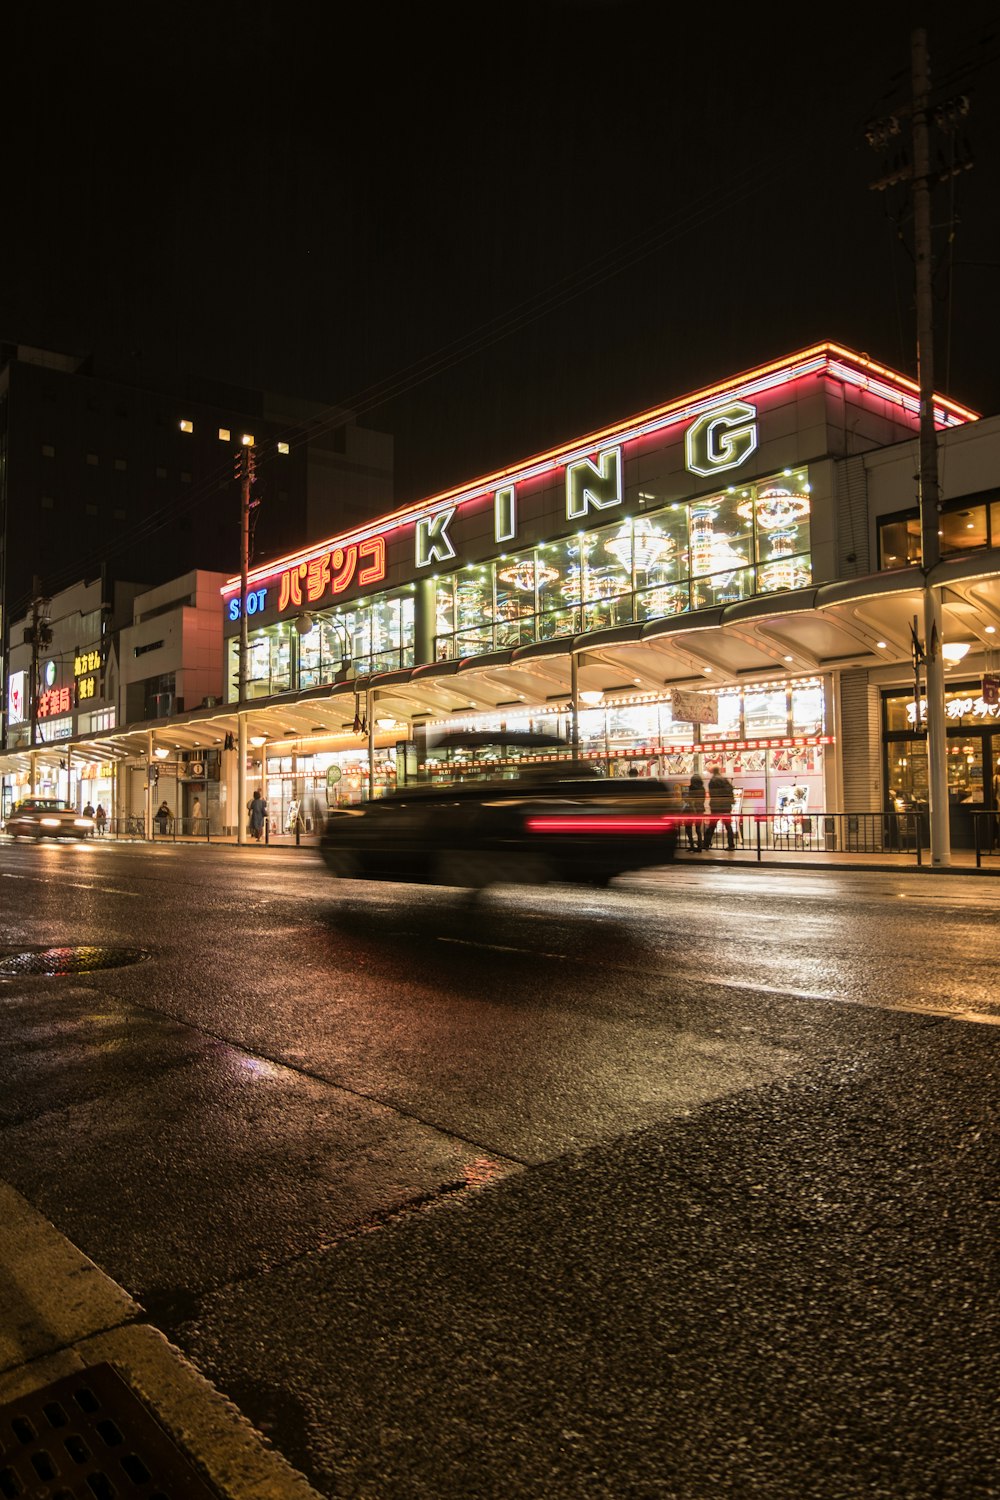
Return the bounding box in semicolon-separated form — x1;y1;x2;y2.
207;343;998;843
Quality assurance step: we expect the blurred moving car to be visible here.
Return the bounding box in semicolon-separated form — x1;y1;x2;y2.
4;797;96;839
320;765;680;889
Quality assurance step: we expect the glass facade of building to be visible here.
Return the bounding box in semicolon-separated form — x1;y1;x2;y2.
435;468;811;659
227;590;416;700
226;469;811;698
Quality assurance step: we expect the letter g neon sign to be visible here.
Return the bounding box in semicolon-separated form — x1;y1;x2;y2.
685;401;758;477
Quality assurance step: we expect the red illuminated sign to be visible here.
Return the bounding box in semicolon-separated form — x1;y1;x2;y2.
37;686;72;717
277;535;386;612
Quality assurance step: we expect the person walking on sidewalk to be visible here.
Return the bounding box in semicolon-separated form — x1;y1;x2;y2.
705;766;736;850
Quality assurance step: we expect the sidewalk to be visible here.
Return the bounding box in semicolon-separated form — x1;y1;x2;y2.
676;841;1000;875
0;1181;322;1500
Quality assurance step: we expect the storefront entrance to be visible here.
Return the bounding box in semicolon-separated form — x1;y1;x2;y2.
884;682;1000;848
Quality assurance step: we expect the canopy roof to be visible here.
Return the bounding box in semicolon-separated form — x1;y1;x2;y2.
7;551;999;777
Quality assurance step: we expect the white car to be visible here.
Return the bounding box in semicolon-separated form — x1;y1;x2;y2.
5;797;96;839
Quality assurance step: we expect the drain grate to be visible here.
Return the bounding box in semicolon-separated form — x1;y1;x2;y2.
0;947;149;977
0;1362;219;1499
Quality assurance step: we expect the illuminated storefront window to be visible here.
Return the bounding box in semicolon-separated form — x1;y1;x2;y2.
299;614;353;688
878;491;1000;570
883;681;1000;832
791;681;825;735
744;685;790;737
226;590;415;701
494;555;538;650
431;468;811;659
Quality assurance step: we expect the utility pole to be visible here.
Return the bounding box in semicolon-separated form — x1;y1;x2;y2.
867;28;974;867
26;577;52;755
236;440;257;845
237;440;257;706
910;27;951;868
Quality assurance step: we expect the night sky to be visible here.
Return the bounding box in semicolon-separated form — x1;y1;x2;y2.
6;3;999;508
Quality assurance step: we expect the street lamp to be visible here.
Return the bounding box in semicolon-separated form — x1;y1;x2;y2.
294;611;352;678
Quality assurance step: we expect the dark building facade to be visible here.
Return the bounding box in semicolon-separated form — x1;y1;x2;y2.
0;343;393;748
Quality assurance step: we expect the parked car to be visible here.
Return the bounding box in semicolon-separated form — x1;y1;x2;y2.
319;766;681;889
4;797;96;839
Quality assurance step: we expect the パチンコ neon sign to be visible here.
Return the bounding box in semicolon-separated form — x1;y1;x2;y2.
276;535;387;612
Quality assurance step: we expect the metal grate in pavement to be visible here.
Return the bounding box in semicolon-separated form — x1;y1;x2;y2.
0;1362;218;1499
0;947;149;977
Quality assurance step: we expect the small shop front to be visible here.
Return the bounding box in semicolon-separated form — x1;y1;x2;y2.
410;674;832;828
239;673;833;840
883;680;1000;846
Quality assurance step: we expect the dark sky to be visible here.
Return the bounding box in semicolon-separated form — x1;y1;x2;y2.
6;3;999;506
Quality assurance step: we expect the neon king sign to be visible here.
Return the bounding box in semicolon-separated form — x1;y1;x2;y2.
227;399;760;616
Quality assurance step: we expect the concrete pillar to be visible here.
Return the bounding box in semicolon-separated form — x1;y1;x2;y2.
237;713;247;845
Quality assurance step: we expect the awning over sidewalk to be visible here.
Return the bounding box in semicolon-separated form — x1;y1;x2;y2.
4;553;1000;777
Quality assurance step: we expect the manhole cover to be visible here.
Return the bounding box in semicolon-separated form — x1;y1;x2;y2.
0;946;150;977
0;1361;219;1498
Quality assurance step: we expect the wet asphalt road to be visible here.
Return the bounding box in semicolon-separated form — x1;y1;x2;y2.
0;839;997;1498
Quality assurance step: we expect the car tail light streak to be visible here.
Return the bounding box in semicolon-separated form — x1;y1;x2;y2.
524;815;678;834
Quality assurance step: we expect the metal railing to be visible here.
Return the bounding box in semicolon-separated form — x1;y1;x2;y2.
681;811;925;860
90;807;1000;866
680;810;999;866
108;815;214;841
970;810;1000;868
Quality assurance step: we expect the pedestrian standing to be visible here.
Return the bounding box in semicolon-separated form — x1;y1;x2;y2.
248;790;267;841
705;766;736;850
683;773;706;851
94;804;107;836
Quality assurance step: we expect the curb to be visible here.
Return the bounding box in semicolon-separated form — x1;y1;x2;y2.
0;1181;322;1500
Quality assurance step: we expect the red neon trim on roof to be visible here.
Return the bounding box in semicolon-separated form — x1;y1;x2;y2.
221;344;980;597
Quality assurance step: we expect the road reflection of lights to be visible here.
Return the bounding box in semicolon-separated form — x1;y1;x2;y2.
237;1056;286;1080
462;1156;510;1188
